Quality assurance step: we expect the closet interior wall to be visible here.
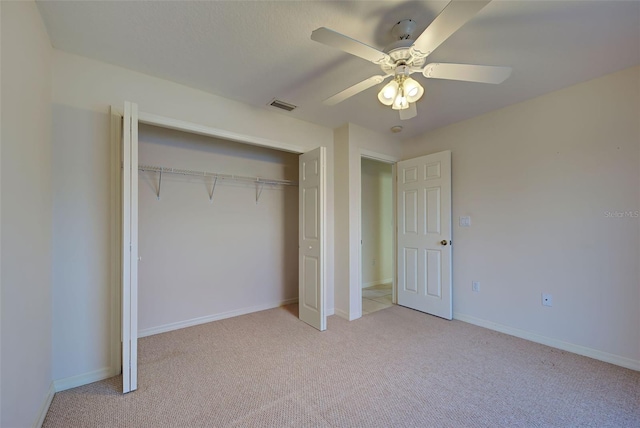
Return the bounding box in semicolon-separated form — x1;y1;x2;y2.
138;124;299;335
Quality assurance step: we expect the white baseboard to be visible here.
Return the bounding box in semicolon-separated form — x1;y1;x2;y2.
33;382;55;428
334;308;349;320
333;308;362;321
139;298;299;338
362;278;393;289
53;367;114;392
454;312;640;371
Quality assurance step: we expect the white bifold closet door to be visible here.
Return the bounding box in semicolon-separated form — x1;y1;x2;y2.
122;101;138;393
298;147;326;331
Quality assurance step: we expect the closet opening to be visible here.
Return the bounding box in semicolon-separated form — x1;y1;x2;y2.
136;123;300;337
118;103;326;393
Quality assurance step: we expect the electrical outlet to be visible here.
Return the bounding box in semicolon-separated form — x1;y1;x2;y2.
459;216;471;227
542;293;553;307
472;281;480;292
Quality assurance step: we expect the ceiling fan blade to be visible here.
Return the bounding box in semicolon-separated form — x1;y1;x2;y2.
423;63;512;84
323;75;388;106
399;103;417;120
411;1;491;58
311;27;391;65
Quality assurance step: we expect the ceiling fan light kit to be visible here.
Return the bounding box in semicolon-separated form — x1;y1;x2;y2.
378;65;425;111
310;0;512;121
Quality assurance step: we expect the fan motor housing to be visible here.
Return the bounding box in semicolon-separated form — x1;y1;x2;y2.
381;19;426;73
391;19;417;40
381;40;426;73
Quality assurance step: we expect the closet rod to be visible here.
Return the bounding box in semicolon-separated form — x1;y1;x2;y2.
138;164;298;187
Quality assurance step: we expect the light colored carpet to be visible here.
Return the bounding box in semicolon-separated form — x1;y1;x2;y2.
44;305;640;427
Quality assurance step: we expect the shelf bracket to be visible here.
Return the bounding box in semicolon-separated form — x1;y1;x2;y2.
156;169;163;200
256;181;265;204
209;176;218;203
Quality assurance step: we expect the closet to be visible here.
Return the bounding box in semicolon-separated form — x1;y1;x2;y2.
137;124;300;336
118;102;326;393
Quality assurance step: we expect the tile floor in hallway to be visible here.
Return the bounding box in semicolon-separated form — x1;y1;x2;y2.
362;282;393;315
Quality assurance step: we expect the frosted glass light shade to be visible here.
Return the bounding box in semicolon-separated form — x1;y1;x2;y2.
377;80;398;106
392;95;409;110
403;77;424;103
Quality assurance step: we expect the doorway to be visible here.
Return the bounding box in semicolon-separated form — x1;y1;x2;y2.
354;149;452;320
360;157;394;315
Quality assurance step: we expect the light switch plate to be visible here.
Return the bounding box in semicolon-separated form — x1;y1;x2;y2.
459;216;471;227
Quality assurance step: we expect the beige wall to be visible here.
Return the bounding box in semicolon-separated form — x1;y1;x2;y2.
51;50;335;385
402;66;640;368
333;125;351;318
1;1;53;426
138;124;299;334
361;158;393;287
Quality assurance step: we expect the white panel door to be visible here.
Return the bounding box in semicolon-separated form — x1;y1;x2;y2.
299;147;326;331
397;151;452;319
122;101;138;393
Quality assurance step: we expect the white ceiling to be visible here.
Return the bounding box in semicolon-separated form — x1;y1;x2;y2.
36;0;640;140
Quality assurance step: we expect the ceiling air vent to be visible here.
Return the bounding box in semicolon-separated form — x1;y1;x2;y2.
269;99;297;112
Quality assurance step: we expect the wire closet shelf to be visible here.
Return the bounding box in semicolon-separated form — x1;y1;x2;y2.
138;164;298;203
138;164;298;186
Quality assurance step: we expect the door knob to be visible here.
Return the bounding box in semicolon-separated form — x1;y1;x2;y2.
440;240;448;246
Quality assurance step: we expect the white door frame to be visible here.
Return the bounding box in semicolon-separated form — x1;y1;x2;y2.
121;101;138;393
109;107;123;382
136;112;305;154
113;105;318;392
355;149;399;318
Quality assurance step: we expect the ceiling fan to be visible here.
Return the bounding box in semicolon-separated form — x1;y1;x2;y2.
311;0;512;120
